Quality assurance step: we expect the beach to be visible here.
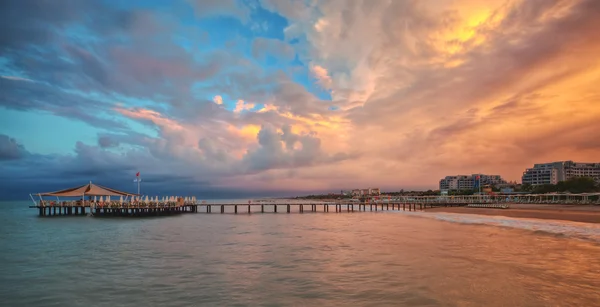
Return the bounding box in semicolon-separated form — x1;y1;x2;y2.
425;204;600;224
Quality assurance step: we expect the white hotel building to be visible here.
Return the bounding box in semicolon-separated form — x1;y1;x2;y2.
522;161;600;185
439;174;506;191
350;188;381;196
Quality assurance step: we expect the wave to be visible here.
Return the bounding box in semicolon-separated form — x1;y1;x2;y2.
394;211;600;243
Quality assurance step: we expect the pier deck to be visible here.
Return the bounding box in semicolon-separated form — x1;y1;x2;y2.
30;201;468;217
29;193;600;218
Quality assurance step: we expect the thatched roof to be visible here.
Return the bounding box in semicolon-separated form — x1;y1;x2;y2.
39;182;137;197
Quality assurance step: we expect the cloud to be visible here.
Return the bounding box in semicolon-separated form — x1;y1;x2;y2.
309;64;332;90
0;75;34;82
0;134;26;160
187;0;251;22
233;99;256;113
98;136;119;148
213;95;223;105
241;124;350;172
251;37;295;62
269;0;600;185
1;0;600;199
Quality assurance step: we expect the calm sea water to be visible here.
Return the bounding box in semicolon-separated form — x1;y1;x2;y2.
1;201;600;307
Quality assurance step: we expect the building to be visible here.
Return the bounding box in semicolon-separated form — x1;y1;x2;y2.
439;174;506;191
522;161;600;185
351;188;381;197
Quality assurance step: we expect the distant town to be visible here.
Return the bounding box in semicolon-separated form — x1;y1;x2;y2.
296;160;600;199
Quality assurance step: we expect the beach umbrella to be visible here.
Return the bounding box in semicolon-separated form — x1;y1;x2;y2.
94;196;97;203
145;196;149;203
107;196;111;203
119;196;123;204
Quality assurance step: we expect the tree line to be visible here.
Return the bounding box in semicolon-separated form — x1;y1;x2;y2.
521;177;599;194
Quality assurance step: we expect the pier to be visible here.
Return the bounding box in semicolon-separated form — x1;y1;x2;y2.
29;185;600;218
30;201;442;216
30;197;475;217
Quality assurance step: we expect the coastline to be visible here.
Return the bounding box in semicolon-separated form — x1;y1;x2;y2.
425;204;600;224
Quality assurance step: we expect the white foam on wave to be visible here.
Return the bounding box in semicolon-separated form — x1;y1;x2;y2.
392;210;600;243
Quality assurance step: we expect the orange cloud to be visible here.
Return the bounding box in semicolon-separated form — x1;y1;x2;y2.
233;99;256;113
213;95;223;105
264;0;600;190
309;63;332;89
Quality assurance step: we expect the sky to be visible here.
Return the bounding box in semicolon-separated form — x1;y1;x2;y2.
1;0;600;199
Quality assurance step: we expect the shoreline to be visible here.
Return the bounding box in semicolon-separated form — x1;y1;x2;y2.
425;204;600;224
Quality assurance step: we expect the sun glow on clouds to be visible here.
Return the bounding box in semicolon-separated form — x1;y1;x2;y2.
233;99;256;113
309;64;333;90
1;0;600;198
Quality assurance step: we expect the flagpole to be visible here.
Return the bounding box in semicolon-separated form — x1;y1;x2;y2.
136;172;141;196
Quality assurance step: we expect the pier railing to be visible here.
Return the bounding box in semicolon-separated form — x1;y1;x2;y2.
373;195;600;205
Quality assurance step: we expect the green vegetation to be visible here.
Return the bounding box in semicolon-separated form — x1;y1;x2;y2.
386;190;440;196
447;190;475;196
522;177;599;194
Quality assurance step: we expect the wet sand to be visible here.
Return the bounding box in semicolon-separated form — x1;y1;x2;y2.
426;204;600;224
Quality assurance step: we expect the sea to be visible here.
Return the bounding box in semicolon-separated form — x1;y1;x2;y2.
1;200;600;307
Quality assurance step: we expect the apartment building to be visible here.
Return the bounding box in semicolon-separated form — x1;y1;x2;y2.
439;174;506;191
522;161;600;185
351;188;381;196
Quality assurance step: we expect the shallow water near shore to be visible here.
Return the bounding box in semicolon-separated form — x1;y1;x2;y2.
399;210;600;243
1;201;600;306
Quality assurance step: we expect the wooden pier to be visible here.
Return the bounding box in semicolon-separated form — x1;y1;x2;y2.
190;201;463;214
29;193;600;218
30;200;469;217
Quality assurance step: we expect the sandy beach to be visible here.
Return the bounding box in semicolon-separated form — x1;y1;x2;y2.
425;204;600;224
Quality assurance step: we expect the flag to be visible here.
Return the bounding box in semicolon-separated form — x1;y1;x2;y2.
136;172;140;177
476;175;480;180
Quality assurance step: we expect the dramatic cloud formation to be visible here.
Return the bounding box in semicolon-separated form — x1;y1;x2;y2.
1;0;599;199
